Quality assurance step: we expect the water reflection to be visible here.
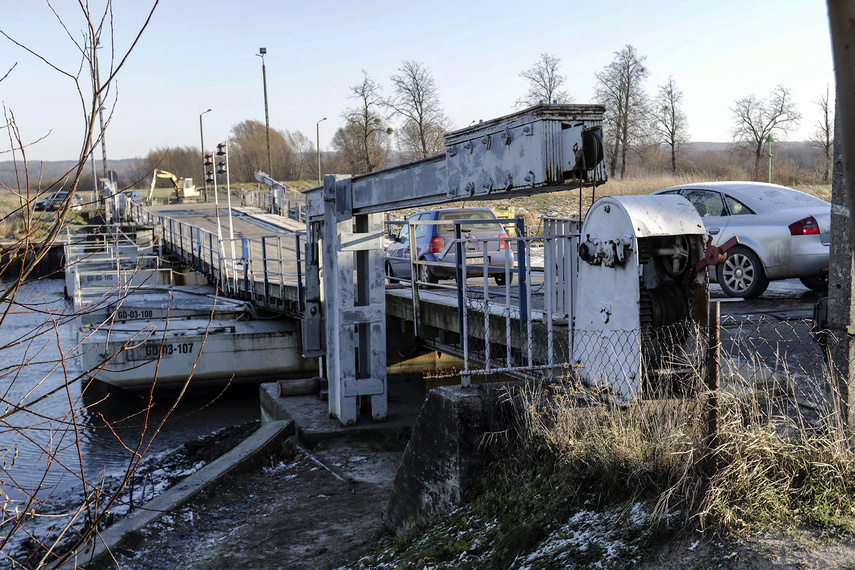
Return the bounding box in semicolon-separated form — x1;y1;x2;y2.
0;279;259;503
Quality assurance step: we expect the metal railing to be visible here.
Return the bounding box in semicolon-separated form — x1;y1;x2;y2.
244;190;306;223
384;216;580;384
63;225;165;308
128;201;306;311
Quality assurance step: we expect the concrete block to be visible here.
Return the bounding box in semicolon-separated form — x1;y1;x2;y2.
384;382;519;534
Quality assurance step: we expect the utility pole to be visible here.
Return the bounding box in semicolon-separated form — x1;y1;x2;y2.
94;34;108;179
316;117;327;186
827;0;855;429
828;109;855;428
766;134;773;184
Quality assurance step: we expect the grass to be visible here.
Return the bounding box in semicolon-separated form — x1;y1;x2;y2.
343;335;855;569
0;189;90;242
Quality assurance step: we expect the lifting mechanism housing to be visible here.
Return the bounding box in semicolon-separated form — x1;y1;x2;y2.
574;195;708;402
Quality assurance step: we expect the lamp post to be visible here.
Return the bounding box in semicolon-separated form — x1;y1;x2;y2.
94;34;107;180
316;117;327;186
199;108;212;202
257;47;272;175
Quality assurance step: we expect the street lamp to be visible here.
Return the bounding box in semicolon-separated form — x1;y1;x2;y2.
199;108;212;202
256;47;272;175
316;117;327;186
94;34;107;180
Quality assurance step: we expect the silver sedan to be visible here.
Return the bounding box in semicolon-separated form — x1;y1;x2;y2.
654;181;830;298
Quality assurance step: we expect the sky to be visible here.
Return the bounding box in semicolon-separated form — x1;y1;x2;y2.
0;0;836;163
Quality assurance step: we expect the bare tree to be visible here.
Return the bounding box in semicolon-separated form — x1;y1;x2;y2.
652;76;689;173
594;45;650;179
809;86;833;183
387;61;449;160
338;71;392;174
0;2;163;566
330;120;392;175
730;84;802;181
230;119;295;182
516;53;572;108
136;146;201;188
285;130;314;181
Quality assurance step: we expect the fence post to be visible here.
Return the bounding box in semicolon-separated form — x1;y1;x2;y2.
706;300;721;472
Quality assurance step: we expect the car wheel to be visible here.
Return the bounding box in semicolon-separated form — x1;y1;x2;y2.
385;262;398;284
799;275;828;292
418;259;438;285
494;272;513;286
716;246;769;298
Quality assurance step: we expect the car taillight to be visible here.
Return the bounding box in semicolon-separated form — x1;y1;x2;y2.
789;216;820;236
498;233;509;250
429;236;445;254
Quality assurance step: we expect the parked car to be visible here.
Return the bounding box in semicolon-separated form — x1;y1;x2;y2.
385;208;515;285
122;190;143;202
653;181;830;298
34;191;82;212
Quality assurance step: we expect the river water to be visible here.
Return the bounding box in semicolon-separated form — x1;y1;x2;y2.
0;279;260;505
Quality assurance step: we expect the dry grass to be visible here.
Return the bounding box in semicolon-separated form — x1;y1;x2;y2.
513;343;855;536
518;380;707;519
503;173;832;223
698;399;855;532
0;211;27;241
596;172;711;197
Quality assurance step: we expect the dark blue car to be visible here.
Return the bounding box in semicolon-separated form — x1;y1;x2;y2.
385;208;515;285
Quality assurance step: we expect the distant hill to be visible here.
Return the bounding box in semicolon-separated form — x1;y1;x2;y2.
0;158;139;190
687;140;813;153
1;141;816;190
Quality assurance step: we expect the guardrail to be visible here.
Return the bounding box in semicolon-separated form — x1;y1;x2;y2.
244;190;306;223
384;215;581;383
128;201;306;311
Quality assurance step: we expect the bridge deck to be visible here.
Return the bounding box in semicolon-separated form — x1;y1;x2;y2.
132;201;564;379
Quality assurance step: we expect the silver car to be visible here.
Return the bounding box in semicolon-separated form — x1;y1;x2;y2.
654;181;830;298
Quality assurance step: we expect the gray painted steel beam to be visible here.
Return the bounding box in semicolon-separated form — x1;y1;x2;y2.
306;104;606;219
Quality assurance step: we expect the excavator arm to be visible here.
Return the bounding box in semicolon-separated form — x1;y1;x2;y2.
148;170;198;203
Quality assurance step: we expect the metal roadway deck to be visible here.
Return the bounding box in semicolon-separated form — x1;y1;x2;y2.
132;202;308;311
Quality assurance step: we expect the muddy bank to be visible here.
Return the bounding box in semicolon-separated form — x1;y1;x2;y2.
86;434;407;569
12;421;262;568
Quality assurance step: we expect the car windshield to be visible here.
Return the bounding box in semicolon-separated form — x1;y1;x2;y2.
750;188;827;209
436;211;504;234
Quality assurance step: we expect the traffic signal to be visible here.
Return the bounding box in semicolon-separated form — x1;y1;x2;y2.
205;172;214;184
216;142;227;156
204;153;213;167
217;162;226;175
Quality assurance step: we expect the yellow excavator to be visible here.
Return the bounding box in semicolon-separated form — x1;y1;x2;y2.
147;170;200;204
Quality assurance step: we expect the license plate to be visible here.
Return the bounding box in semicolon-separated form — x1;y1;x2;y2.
465;257;484;266
128;341;195;361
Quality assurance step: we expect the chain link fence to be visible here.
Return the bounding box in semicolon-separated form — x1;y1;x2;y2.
460;291;842;432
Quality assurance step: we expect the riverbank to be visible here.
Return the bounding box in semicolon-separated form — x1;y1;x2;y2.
57;430;855;570
84;433;408;569
20;413;855;570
